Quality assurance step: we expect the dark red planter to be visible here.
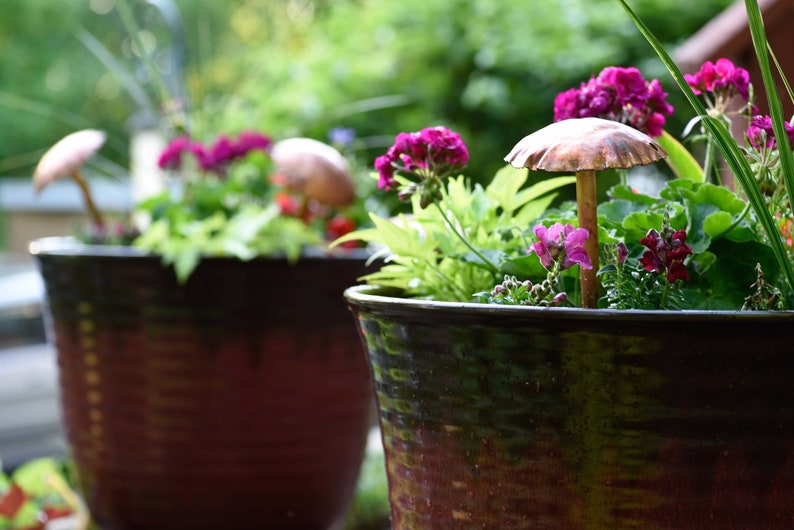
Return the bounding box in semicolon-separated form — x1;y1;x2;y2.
31;237;375;530
345;285;794;530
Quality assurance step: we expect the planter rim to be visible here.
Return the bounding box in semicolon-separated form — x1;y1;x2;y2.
28;236;371;262
344;284;794;321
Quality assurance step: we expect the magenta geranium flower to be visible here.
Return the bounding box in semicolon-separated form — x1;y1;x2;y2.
746;114;794;151
530;222;592;271
374;152;398;191
157;136;193;170
639;228;693;283
685;58;751;102
553;66;673;137
234;130;273;155
375;126;469;193
158;131;274;176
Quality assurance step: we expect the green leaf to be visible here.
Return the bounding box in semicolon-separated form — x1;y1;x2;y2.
598;200;649;231
607;184;657;205
622;210;665;243
700;238;779;308
702;211;734;239
11;459;65;498
500;254;546;280
484;164;528;214
513;175;576;209
514;192;558;225
657;129;704;181
173;248;201;283
691;183;746;215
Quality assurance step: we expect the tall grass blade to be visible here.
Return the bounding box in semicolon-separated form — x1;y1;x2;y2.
768;45;794;108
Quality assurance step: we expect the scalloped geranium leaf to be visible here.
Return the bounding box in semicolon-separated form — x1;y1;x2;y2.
701;238;779;308
607;184;657;205
691;182;746;214
598;200;650;231
621;210;666;244
702;211;734;238
659;178;697;200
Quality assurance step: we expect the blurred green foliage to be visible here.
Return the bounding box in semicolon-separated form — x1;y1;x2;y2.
0;0;733;181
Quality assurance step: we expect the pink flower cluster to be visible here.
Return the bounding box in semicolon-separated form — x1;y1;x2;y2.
530;223;592;271
553;66;673;137
374;126;469;191
746;115;794;151
639;228;692;283
684;58;751;102
158;131;272;175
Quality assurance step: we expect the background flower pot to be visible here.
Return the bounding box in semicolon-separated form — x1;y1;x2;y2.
30;237;375;530
346;285;794;529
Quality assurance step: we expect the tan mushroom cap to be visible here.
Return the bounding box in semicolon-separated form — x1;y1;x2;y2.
504;117;667;171
270;137;356;207
33;129;107;193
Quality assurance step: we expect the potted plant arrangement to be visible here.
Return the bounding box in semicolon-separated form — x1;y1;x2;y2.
29;127;379;530
337;0;794;527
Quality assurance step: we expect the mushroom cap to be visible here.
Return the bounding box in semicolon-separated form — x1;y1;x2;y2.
270;137;356;207
33;129;107;193
504;117;667;172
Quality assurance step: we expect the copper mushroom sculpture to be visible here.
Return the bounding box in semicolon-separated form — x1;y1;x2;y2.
33;129;107;230
270;137;356;207
505;117;667;308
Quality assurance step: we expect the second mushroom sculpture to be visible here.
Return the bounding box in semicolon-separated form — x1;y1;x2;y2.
505;117;667;308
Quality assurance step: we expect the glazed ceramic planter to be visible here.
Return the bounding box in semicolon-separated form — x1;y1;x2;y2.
345;285;794;530
30;237;375;530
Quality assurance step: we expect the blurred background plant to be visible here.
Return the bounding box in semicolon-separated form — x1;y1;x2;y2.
0;0;734;188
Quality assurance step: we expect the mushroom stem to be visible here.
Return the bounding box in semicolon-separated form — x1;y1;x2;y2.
71;170;105;230
575;169;599;308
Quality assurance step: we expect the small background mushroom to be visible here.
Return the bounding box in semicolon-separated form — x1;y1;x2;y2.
270;137;356;207
33;129;107;230
505;117;667;308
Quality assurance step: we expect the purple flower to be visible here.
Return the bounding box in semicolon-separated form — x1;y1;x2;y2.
746;114;794;151
328;127;356;148
639;228;692;283
616;242;628;264
530;222;592;271
375;126;469;198
550;292;569;306
553;66;673;137
685;58;751;102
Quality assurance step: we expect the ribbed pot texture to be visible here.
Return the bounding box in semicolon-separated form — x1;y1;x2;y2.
31;238;374;530
346;285;794;530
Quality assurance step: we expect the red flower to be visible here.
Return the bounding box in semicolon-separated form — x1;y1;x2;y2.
326;215;359;248
275;191;303;217
639;228;692;283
